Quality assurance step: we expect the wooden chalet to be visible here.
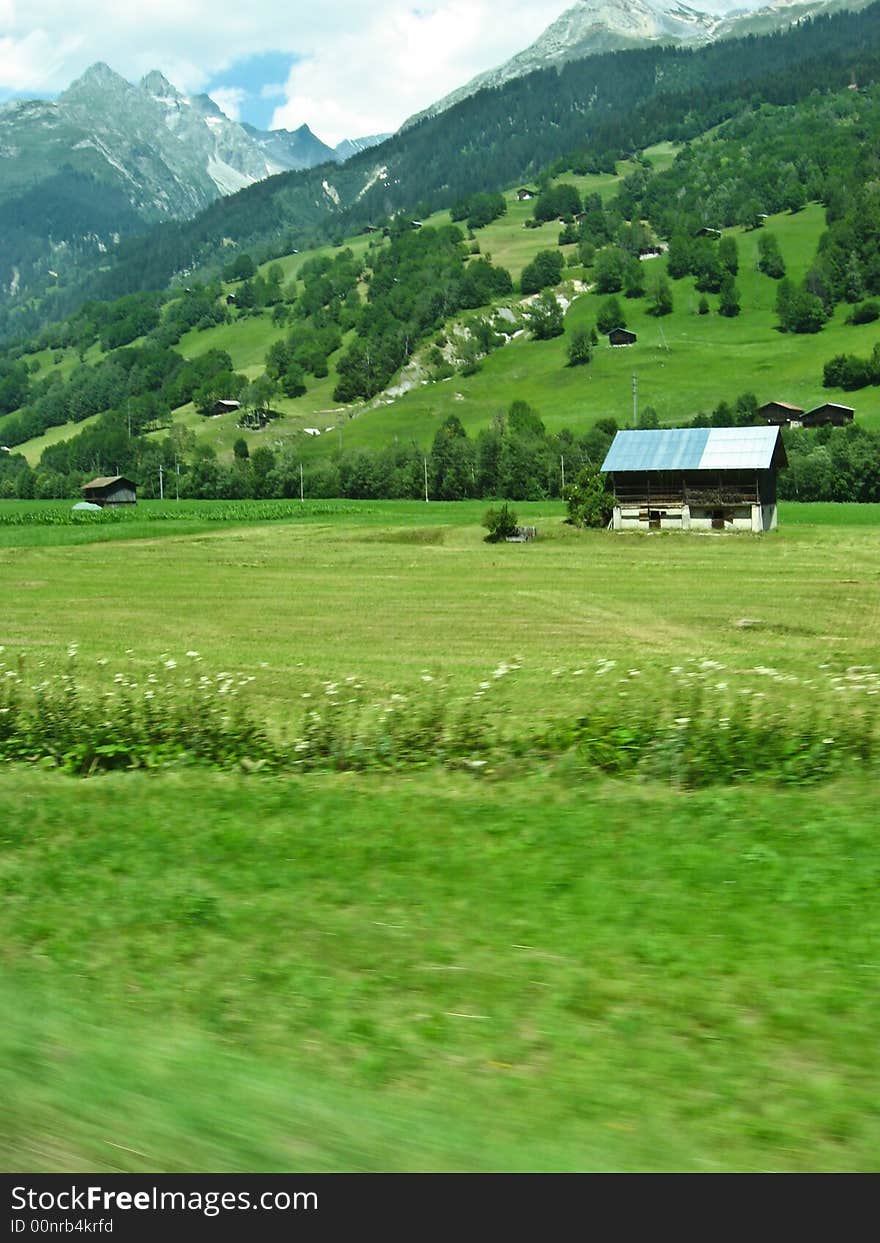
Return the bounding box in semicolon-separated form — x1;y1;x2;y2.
602;426;787;533
81;475;137;507
758;400;804;426
802;402;854;428
608;327;637;347
694;226;721;239
211;399;242;417
516;188;538;201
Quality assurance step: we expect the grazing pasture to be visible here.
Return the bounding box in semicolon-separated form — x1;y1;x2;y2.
1;499;879;1171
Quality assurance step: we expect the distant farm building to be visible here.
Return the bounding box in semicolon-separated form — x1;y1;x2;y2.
608;327;637;347
802;402;854;428
81;475;137;507
516;188;538;201
758;400;804;426
211;399;242;417
694;226;722;239
226;293;237;305
602;426;787;533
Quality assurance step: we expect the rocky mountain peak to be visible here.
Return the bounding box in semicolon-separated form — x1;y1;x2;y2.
140;70;182;100
61;61;132;99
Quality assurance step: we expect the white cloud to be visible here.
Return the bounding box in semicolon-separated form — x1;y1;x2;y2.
0;1;768;138
270;2;566;143
0;29;83;92
0;2;565;122
209;85;246;121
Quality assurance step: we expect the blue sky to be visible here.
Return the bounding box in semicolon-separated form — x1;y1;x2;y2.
205;51;300;130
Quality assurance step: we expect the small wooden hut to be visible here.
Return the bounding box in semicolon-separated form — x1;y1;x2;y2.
81;475;137;507
802;402;854;428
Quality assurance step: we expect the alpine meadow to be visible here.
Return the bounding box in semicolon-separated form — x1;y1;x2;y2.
1;0;880;1177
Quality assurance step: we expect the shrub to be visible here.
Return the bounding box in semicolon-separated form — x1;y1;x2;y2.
757;232;786;279
564;464;614;528
567;328;592;367
847;301;880;326
483;503;518;542
596;297;625;336
521;250;564;295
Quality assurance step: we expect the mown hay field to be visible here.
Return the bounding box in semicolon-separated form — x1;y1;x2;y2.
1;499;878;724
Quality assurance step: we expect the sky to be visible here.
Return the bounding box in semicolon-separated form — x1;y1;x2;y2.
0;1;762;144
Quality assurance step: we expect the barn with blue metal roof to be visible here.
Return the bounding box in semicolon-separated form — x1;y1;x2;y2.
601;426;787;532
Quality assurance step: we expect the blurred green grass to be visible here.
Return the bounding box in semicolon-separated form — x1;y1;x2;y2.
2;768;879;1172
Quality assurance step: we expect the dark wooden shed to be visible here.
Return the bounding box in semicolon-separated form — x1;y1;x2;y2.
758;400;804;426
802;402;854;428
81;475;137;507
608;327;637;347
211;399;242;417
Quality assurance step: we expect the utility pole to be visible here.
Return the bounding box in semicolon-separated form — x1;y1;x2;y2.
175;458;180;502
424;457;429;503
127;400;132;439
560;454;566;494
159;463;164;501
632;374;639;428
300;462;304;503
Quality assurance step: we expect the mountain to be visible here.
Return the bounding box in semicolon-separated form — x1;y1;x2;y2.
239;124;390;169
405;0;874;126
333;134;393;162
0;63;392;320
241;122;336;170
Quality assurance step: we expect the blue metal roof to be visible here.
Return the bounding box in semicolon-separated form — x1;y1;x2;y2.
601;426;782;473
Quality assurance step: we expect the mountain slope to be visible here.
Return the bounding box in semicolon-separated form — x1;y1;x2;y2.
0;65;387;319
404;0;874;126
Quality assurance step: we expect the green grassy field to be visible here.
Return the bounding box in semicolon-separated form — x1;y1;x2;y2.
1;501;879;1170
